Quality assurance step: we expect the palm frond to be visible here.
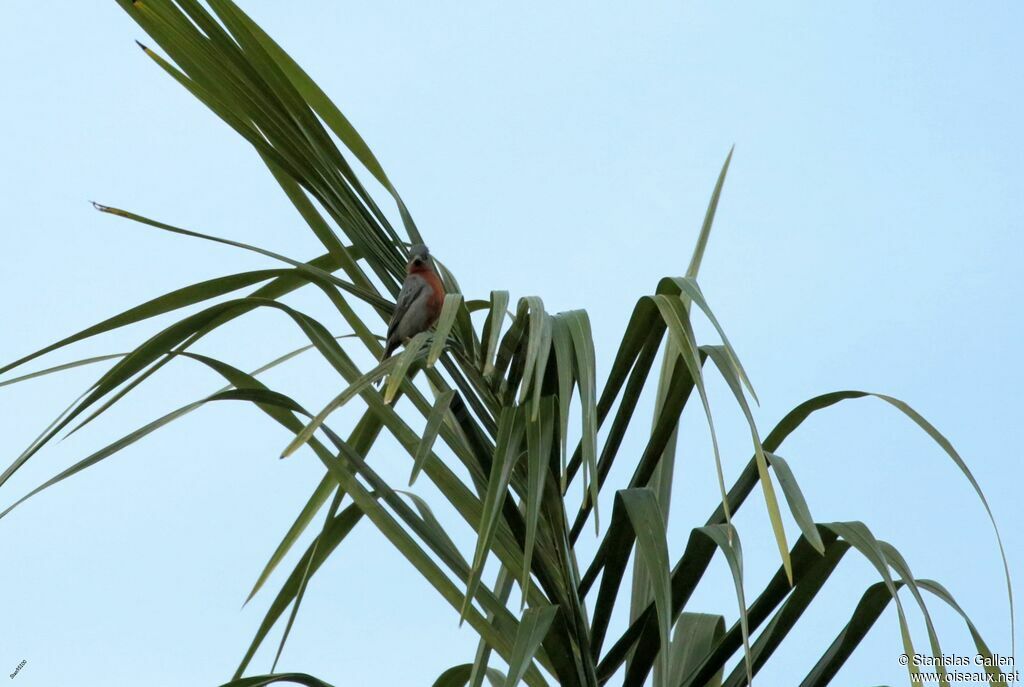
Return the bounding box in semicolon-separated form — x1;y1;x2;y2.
1;3;1010;686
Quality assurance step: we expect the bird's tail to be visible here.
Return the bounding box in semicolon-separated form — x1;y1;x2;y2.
376;342;397;388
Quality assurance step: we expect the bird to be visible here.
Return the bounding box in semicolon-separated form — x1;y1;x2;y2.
381;243;446;361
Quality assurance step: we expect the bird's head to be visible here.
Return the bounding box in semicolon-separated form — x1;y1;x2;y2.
406;243;432;272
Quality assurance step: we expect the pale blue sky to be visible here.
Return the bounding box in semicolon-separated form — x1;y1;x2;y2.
1;2;1021;686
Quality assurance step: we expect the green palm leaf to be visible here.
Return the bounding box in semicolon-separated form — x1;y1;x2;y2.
1;5;1006;687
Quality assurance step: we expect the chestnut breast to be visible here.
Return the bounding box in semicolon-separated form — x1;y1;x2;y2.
410;264;445;324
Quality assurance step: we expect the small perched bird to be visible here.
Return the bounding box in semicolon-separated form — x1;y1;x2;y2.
381;244;446;360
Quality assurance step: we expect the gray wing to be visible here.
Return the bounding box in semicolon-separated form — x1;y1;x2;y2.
387;274;428;340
